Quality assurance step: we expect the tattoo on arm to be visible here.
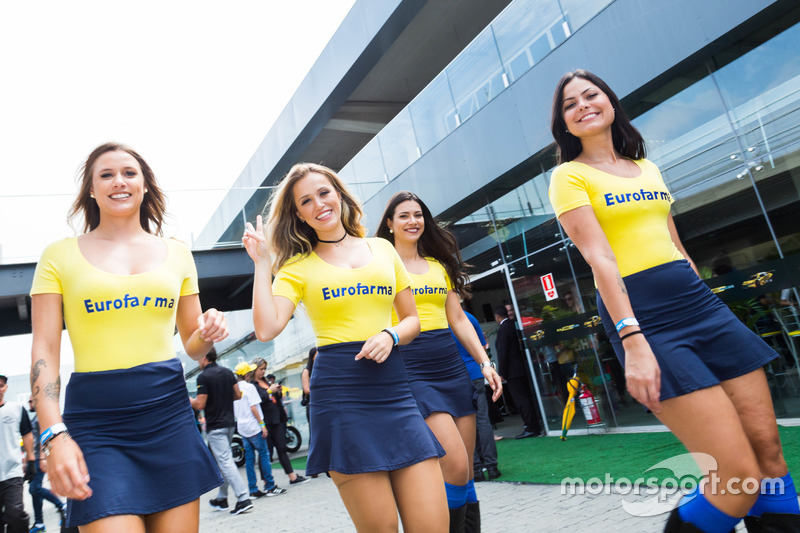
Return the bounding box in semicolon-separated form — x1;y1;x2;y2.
617;273;628;295
31;359;46;389
44;377;61;401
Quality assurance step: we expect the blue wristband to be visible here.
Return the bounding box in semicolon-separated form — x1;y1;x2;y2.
615;317;639;332
41;423;68;447
382;328;400;346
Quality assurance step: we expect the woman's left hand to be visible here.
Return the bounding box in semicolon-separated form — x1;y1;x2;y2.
482;366;504;402
355;331;394;363
198;308;229;343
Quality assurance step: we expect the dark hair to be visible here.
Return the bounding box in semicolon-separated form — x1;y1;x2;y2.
376;191;471;299
494;305;509;318
205;347;218;363
550;70;646;164
0;375;7;385
68;142;167;234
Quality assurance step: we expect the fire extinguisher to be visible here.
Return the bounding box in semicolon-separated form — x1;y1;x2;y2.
579;384;602;425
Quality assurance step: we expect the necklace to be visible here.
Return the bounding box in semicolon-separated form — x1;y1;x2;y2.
318;232;347;247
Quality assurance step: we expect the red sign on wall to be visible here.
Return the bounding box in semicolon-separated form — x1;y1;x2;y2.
541;273;558;301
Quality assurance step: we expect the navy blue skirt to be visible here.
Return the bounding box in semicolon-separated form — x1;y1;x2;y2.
62;358;222;526
597;260;778;401
400;329;477;419
307;341;445;476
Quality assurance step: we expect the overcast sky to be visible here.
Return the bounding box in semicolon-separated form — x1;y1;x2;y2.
0;0;356;382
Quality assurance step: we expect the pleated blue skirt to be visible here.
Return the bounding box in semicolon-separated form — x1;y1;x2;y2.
400;329;477;419
597;260;778;401
62;358;222;526
306;341;445;476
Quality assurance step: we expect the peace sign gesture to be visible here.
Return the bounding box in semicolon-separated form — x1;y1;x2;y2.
243;215;271;265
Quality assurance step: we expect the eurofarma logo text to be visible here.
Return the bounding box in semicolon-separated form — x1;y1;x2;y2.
561;453;782;517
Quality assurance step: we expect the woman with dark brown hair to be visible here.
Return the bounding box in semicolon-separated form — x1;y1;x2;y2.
243;163;448;532
249;357;309;486
548;70;798;532
377;191;503;532
30;142;227;532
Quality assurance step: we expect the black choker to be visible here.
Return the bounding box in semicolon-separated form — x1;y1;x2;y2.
318;233;347;247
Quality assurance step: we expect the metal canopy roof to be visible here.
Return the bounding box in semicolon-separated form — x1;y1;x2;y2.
0;247;254;337
196;0;511;247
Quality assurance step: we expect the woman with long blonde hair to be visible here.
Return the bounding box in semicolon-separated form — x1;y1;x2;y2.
243;163;448;532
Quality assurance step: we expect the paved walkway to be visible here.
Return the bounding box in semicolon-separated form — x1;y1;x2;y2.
195;474;674;532
25;410;753;532
27;463;753;533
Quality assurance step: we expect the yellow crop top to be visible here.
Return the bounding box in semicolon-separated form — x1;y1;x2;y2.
391;258;451;332
272;237;412;346
548;159;684;277
30;237;199;372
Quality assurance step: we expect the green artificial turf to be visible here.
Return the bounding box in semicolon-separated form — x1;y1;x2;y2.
494;425;800;485
286;426;800;485
274;456;308;472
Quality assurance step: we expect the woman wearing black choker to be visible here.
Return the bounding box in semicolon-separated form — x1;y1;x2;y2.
244;163;448;531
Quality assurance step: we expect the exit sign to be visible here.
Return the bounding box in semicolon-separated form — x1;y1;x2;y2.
541;273;558;301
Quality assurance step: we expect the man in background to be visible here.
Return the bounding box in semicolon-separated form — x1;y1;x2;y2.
191;349;253;515
26;397;65;533
494;306;543;439
232;362;286;499
0;374;33;533
451;311;501;481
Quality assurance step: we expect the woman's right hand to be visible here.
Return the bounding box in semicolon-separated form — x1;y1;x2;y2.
46;434;92;500
243;215;271;265
623;334;662;414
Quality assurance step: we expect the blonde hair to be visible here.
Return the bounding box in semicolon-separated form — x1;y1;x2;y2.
265;163;366;272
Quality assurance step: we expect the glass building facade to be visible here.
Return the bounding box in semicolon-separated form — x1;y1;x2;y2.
333;1;800;431
197;0;800;434
411;14;800;432
339;0;612;202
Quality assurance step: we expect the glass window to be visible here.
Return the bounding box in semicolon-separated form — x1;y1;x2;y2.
558;0;613;32
492;0;564;83
446;27;505;123
350;138;386;201
379;109;419;180
408;72;457;154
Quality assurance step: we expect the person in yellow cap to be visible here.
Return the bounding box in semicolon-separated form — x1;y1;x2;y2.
233;362;286;499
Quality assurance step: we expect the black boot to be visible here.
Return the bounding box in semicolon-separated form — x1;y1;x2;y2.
465;501;481;533
449;505;467;533
744;512;800;532
663;508;704;532
744;515;763;532
5;518;28;533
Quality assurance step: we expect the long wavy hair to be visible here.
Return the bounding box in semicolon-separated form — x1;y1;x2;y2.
68;142;167;234
265;163;366;273
550;70;646;164
376;191;471;299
